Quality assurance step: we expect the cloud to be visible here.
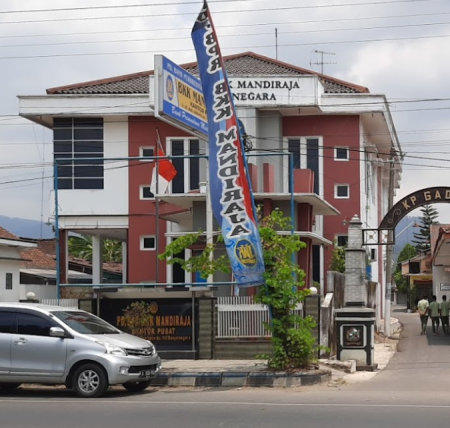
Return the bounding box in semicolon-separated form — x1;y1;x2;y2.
2;0;450;224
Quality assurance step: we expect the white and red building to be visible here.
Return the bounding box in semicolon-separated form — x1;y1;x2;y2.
19;52;402;297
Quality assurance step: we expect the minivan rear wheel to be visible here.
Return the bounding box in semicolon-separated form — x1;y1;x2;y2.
0;383;21;393
73;364;109;398
123;380;152;393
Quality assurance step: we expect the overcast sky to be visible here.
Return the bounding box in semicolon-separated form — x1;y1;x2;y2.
1;0;450;231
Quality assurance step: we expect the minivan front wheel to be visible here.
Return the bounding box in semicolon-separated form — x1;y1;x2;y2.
73;364;109;398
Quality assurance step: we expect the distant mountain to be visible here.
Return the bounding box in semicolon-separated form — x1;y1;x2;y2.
393;215;421;260
0;215;54;239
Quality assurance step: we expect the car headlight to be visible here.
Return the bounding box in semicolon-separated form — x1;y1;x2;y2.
97;341;127;356
145;341;156;355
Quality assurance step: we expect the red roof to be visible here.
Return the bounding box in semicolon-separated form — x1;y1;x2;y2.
46;51;369;96
20;247;57;269
0;226;20;241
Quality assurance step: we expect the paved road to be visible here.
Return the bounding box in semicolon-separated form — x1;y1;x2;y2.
2;308;450;427
353;308;450;393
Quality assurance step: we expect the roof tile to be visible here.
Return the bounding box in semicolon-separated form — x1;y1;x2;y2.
20;247;57;269
0;226;20;241
47;52;368;96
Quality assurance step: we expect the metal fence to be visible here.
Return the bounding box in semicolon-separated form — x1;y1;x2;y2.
217;296;303;338
40;299;79;308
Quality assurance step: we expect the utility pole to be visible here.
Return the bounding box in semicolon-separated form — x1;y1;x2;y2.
384;148;396;337
275;28;278;60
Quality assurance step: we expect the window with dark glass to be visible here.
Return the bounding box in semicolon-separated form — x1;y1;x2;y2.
141;186;155;199
307;138;319;194
335;147;349;160
141;236;156;250
140;147;155;161
0;312;13;334
54;118;104;190
169;139;201;193
287;139;301;193
5;273;12;290
337;235;348;247
17;313;54;337
287;138;320;195
336;185;349;198
189;140;200;191
172;249;186;284
171;140;185;193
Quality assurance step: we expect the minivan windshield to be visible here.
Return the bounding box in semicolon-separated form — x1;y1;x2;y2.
52;311;120;334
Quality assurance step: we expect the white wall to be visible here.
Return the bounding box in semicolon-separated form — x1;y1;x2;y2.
256;110;283;192
0;247;21;302
433;266;450;301
51;117;129;217
19;284;57;300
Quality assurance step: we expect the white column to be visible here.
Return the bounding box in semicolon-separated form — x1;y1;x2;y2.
92;235;104;285
121;241;127;284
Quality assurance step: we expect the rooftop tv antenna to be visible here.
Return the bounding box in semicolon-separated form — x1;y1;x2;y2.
310;49;336;74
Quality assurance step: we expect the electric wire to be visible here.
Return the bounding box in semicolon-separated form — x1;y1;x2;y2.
0;0;438;24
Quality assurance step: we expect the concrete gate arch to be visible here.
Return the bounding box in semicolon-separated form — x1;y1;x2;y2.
363;186;450;245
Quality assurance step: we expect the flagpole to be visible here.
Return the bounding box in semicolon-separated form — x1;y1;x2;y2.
205;145;213;285
155;129;162;283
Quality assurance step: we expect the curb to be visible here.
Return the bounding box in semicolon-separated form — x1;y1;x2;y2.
150;370;330;388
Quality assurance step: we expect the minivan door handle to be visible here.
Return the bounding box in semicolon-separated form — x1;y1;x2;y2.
14;338;28;345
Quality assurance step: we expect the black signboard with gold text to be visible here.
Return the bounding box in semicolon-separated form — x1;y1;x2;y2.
100;298;195;351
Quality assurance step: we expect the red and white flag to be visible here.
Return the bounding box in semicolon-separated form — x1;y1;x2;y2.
150;148;177;195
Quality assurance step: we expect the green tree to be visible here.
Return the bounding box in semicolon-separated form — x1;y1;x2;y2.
412;204;439;253
159;208;317;370
329;241;346;273
393;244;417;293
68;235;122;263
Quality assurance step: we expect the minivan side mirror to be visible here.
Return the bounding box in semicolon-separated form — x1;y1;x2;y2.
49;327;66;338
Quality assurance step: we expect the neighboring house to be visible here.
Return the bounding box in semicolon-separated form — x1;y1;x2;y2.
400;224;450;306
0;227;36;302
19;239;122;300
400;252;433;306
431;224;450;300
18;51;402;296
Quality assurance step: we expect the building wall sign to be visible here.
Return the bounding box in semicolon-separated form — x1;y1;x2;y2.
228;76;320;107
100;298;194;351
440;283;450;291
380;187;450;229
151;58;321;136
152;55;208;138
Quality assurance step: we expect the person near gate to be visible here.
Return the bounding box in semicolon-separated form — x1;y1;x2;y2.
417;295;430;335
440;295;450;335
429;295;440;335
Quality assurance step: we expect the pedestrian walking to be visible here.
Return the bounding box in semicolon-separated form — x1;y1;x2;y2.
440;295;450;335
429;295;440;335
417;295;430;335
414;296;419;312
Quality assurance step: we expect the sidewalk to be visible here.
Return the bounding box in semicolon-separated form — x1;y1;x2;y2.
153;332;399;388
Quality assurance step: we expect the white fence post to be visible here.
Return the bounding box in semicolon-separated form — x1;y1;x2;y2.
40;299;79;308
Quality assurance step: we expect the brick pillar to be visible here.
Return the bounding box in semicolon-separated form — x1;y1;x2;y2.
263;163;275;192
248;163;258;192
263;198;273;217
344;215;367;306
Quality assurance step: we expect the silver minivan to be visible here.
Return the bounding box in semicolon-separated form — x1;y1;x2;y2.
0;303;161;397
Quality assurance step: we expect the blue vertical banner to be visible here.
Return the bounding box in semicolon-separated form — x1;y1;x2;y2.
191;0;265;287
